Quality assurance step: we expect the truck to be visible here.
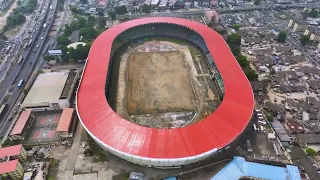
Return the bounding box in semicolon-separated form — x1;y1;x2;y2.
50;5;53;10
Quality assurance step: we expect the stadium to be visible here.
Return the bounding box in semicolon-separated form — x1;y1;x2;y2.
76;17;254;168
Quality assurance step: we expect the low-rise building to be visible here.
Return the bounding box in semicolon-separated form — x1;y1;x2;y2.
10;110;34;140
204;10;220;26
56;108;76;139
0;144;27;161
21;70;79;111
0;160;24;180
292;22;309;32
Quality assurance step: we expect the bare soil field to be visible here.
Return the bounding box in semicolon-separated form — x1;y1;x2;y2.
127;51;197;115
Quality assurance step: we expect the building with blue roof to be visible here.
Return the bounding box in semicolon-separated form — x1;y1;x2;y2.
211;156;301;180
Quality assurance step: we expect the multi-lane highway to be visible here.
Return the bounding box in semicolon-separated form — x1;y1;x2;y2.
0;0;58;138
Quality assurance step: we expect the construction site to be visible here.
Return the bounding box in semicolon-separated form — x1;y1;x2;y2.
108;39;221;128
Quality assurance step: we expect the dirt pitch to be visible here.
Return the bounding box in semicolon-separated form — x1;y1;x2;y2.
127;51;197;115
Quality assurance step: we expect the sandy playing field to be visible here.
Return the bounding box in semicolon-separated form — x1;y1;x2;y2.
0;0;17;28
127;51;197;115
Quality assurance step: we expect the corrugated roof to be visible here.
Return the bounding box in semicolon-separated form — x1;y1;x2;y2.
211;156;301;180
22;72;69;107
56;108;74;132
0;159;19;174
10;111;32;136
0;144;22;159
77;17;254;159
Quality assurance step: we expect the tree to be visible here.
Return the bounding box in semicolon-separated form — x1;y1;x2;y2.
233;24;240;30
254;0;260;5
80;0;88;4
78;17;86;29
64;24;72;36
266;115;274;122
227;33;241;46
87;16;95;27
97;9;104;16
300;35;310;45
277;31;287;43
79;27;98;41
308;9;319;18
108;11;116;20
306;148;317;157
114;5;127;15
2;139;21;147
141;4;151;13
57;36;70;46
43;55;55;61
98;16;107;29
236;55;249;68
244;67;258;81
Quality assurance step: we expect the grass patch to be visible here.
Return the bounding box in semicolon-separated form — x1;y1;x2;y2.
85;135;108;162
112;172;130;180
274;12;292;20
46;159;59;180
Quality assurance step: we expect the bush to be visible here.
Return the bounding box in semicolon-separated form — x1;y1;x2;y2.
306;148;317;157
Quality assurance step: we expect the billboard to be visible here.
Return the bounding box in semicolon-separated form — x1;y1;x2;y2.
48;49;63;56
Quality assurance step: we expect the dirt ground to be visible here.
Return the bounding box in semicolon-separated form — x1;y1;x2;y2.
127;51;197;115
0;0;17;28
112;40;220;128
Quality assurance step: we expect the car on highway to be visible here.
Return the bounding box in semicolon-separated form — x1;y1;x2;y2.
33;49;36;53
8;115;12;121
41;37;44;40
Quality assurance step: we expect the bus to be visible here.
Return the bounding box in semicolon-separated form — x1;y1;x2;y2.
253;124;257;131
17;79;24;88
17;56;23;64
0;104;8;118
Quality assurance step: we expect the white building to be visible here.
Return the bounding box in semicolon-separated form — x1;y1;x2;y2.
21;70;79;111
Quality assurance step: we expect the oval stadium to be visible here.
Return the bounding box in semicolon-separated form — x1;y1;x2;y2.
76;17;254;168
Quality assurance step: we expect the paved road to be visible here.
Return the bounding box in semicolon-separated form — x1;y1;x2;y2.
0;0;58;137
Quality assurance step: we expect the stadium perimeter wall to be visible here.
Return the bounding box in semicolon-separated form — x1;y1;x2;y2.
76;18;254;168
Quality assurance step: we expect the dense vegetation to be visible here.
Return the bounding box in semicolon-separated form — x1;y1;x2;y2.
226;33;258;81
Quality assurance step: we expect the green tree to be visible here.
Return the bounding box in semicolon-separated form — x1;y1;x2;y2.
57;36;70;46
2;139;21;147
236;55;249;68
229;44;241;56
300;35;310;45
244;67;258;81
64;24;72;36
79;27;98;41
97;9;104;16
308;9;319;18
227;33;241;46
306;148;317;157
43;55;55;61
142;4;151;13
87;16;95;27
70;21;78;31
108;11;116;20
114;5;127;15
254;0;260;5
98;16;106;29
277;30;287;43
233;24;240;30
266;115;274;122
78;17;86;29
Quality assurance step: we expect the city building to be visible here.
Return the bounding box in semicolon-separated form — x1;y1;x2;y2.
0;160;24;180
56;108;75;139
77;17;254;167
204;10;220;26
21;70;79;111
292;22;309;32
310;31;320;42
211;156;301;180
0;144;27;161
10;110;34;140
288;19;295;28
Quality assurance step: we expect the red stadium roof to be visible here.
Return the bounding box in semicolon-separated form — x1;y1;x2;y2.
77;17;254;159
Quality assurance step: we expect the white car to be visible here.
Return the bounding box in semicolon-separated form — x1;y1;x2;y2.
41;37;43;40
